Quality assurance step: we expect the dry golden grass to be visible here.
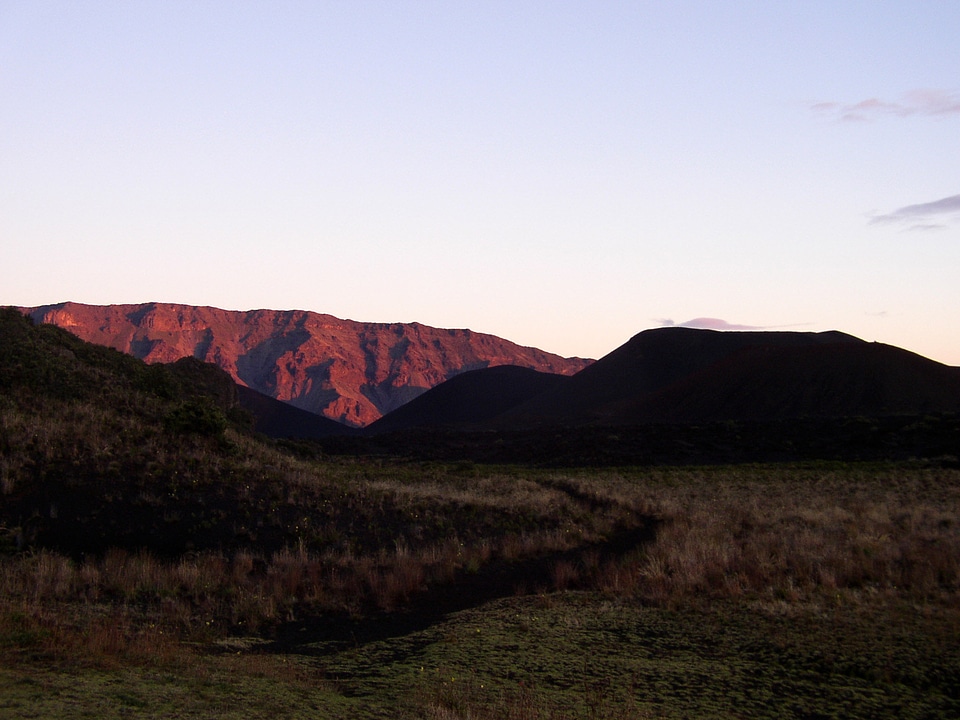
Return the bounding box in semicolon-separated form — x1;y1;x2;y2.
576;464;960;609
2;462;958;673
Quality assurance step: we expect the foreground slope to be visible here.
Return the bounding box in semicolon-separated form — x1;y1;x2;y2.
0;310;397;554
0;307;628;558
22;302;591;427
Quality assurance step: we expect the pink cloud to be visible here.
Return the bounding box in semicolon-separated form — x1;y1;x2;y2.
904;89;960;115
657;318;815;332
812;89;960;122
809;101;839;113
679;318;763;331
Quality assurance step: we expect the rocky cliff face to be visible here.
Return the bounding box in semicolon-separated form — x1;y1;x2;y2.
23;302;592;426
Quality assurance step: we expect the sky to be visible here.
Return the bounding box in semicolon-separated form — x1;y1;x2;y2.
1;1;958;365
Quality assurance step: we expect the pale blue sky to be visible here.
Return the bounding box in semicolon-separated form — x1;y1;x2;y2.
2;1;958;364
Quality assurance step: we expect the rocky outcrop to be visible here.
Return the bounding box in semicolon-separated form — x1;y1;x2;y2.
22;302;591;426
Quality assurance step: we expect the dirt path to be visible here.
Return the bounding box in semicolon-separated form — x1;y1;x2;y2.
260;517;657;658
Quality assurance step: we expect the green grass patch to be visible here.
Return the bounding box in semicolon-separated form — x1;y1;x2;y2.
2;593;957;718
323;593;960;719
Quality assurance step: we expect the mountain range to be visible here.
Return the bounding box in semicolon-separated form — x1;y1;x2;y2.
15;303;960;450
8;303;960;463
21;302;591;427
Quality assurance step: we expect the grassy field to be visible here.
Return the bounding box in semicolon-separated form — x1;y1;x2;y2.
2;461;958;719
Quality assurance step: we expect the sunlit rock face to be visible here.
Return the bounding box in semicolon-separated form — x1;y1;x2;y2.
23;302;591;427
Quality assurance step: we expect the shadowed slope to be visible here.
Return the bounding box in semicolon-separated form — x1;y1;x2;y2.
328;327;960;462
364;365;569;435
236;386;357;439
622;340;960;423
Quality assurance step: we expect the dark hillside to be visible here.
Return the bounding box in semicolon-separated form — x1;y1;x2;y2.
496;327;960;427
0;309;402;557
0;308;252;554
497;327;861;426
364;365;569;435
1;308;626;565
621;340;960;423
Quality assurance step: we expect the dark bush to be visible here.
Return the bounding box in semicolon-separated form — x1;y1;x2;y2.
164;400;229;438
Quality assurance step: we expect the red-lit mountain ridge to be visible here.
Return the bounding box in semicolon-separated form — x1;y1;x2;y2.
22;302;591;427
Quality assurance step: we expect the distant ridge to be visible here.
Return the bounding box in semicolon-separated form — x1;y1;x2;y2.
21;302;592;427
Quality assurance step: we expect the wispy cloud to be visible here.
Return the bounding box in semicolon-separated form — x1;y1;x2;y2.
812;89;960;122
869;193;960;231
656;318;807;332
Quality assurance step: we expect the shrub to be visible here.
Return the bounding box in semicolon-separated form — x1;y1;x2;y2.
164;400;228;438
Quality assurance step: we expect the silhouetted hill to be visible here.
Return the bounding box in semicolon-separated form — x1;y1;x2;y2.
317;327;960;463
364;365;569;435
619;340;960;423
21;302;591;427
496;327;960;426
